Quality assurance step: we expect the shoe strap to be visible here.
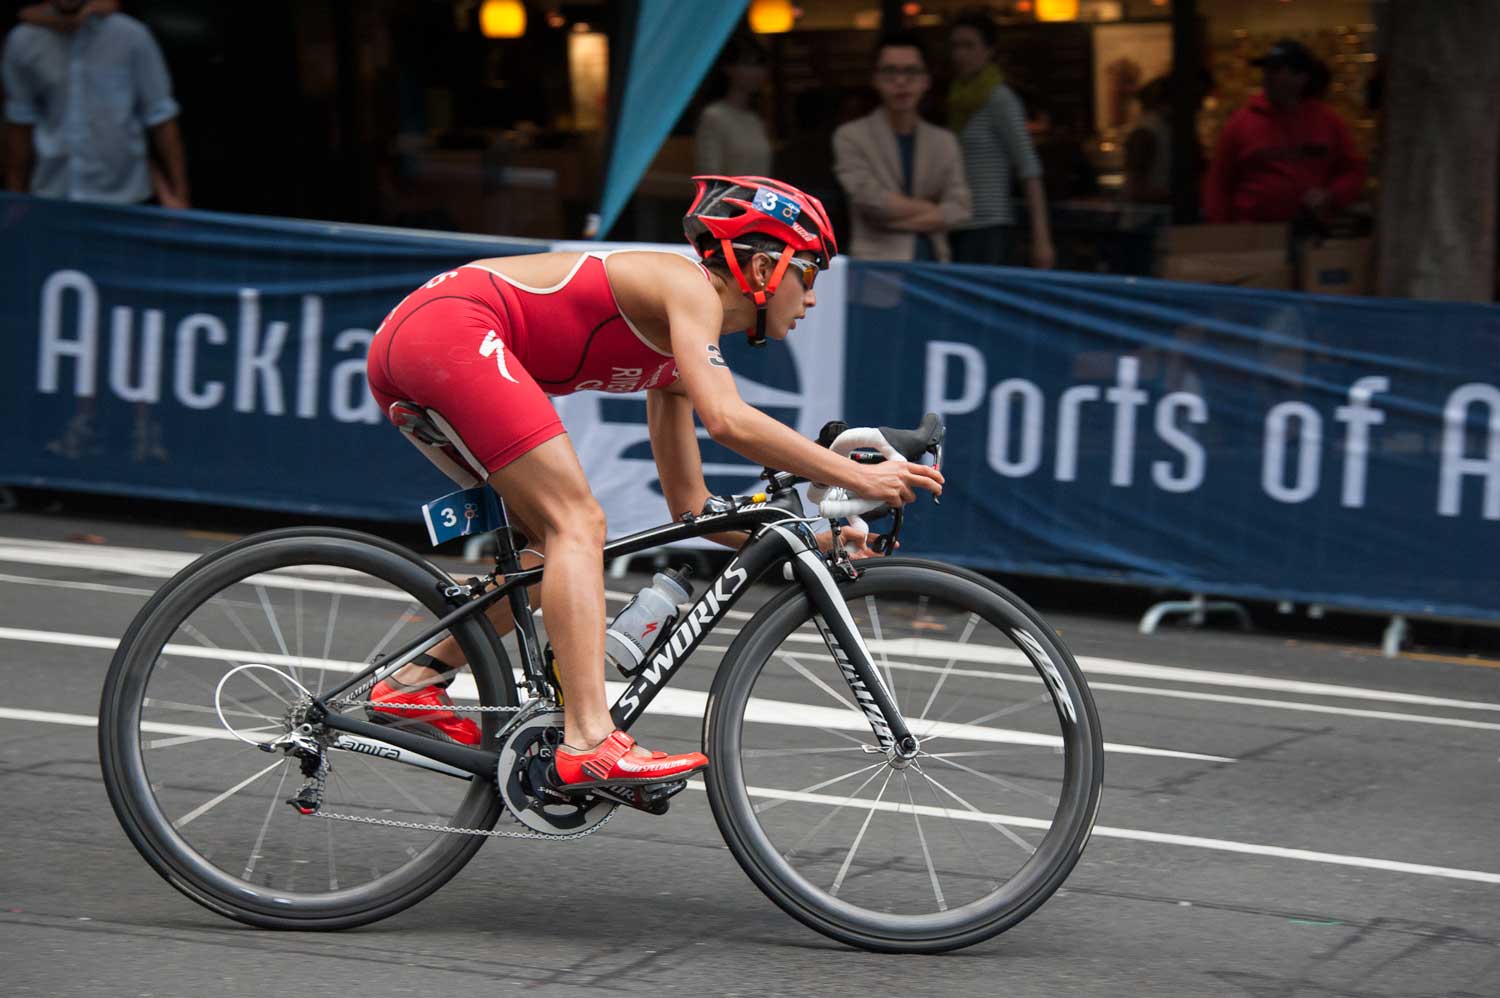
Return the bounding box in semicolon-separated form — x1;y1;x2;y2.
564;730;636;781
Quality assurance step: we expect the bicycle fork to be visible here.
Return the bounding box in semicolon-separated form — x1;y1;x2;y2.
780;535;918;760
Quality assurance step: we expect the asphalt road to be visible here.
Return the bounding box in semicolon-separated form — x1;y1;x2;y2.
1;509;1496;998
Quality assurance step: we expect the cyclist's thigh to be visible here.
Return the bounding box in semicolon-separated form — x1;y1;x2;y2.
486;434;602;541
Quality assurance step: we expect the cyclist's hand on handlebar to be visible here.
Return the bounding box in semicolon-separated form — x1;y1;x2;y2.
815;527;891;560
857;460;944;507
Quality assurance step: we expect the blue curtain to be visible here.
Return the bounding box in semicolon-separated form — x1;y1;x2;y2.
594;0;750;239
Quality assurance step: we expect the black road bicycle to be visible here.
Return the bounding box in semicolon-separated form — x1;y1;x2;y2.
99;413;1103;953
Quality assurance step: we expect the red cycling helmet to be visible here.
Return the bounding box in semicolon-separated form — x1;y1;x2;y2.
684;175;838;346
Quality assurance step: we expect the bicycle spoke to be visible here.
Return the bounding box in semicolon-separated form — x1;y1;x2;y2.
214;599;269;657
754;759;886;815
902;773;946;912
173;757;285;829
242;764;292;882
179;623;293;709
830;769;893;897
741;745;868;759
147;724;279;750
927;753;1058;805
863;596;899;711
916;612;980;722
920;693;1054;747
777;652;861;715
914;757;999;892
317;592;341;698
362;603;423;672
143;698;275;723
815;725;871;748
915;765;1035;854
781;764;888;860
339;748;444;826
255;584;303;691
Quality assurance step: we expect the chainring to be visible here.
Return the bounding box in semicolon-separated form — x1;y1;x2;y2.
496;710;617;835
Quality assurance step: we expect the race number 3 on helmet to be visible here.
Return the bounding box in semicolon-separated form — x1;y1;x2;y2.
683;175;838;346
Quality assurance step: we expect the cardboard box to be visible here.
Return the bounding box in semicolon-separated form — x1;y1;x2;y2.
1298;237;1374;296
1157;223;1293;290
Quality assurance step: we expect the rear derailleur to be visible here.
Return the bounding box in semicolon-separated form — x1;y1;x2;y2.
259;721;329;815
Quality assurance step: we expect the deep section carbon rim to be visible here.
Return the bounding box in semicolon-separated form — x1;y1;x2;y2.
100;533;513;925
707;561;1102;950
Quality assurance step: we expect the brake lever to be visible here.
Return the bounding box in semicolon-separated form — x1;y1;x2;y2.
873;507;903;555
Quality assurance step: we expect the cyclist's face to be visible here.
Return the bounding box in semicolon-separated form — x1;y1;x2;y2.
760;252;818;340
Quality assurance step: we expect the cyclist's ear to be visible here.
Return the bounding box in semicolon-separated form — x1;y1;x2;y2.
751;252;773;290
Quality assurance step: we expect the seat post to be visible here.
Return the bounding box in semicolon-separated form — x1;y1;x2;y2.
491;495;524;574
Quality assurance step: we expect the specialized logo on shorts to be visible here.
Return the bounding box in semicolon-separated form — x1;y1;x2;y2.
478;330;519;384
752;187;801;225
706;344;729;369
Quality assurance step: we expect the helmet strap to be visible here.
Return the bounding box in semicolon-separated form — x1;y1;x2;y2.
721;240;795;348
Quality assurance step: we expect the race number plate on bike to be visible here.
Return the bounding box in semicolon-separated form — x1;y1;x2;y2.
420;486;502;547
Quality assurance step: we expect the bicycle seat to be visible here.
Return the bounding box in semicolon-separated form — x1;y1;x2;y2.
388;400;488;487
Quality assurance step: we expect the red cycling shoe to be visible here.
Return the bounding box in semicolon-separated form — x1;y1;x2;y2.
366;677;480;746
554;731;708;787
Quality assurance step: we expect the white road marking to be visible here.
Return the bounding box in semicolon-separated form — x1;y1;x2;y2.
14;698;1489;887
5;535;1490;709
679;783;1500;886
0;537;724;611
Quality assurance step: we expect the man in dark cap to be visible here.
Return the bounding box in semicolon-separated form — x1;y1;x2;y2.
1202;39;1364;223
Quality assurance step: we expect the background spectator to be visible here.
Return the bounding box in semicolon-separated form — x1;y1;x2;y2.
946;10;1053;268
1123;76;1172;206
3;0;188;207
1202;38;1363;225
694;35;771;178
832;32;970;261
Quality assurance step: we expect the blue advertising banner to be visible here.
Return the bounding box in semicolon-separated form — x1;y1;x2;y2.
3;194;1495;622
0;194;545;519
842;262;1500;621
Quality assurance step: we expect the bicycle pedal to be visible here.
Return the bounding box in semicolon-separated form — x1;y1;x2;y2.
589;779;688;816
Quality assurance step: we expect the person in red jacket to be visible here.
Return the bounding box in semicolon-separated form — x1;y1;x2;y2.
1202;39;1365;224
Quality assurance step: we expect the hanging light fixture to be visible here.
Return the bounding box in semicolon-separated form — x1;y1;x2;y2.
1035;0;1080;20
480;0;527;38
748;0;795;34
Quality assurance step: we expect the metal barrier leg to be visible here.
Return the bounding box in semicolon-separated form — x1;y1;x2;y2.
1140;593;1253;635
1382;615;1408;658
607;555;634;580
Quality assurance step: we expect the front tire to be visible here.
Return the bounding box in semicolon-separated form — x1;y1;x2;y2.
703;559;1102;952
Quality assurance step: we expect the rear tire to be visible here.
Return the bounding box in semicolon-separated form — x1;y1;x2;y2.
99;529;516;929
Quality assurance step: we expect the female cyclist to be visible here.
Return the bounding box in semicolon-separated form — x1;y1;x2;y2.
363;175;944;788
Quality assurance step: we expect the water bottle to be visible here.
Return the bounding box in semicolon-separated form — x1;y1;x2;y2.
605;568;694;677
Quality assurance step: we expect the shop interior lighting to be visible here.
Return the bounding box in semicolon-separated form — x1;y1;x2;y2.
479;0;526;38
748;0;795;34
1035;0;1080;19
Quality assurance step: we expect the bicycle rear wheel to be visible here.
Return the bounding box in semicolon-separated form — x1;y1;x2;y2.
98;528;516;929
704;559;1102;952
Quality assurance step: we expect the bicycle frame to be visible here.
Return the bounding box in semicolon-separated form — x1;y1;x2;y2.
312;498;914;781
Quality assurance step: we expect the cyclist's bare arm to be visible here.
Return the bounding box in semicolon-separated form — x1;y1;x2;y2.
658;267;943;509
646;388;750;550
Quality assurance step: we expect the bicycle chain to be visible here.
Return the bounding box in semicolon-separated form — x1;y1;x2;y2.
309;697;612;840
308;805;613;840
328;700;525;712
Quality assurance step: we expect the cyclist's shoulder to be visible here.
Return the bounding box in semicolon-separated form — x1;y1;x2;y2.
607;250;718;300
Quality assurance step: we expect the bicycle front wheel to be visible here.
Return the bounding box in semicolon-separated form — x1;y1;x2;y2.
704;559;1102;952
99;528;516;929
